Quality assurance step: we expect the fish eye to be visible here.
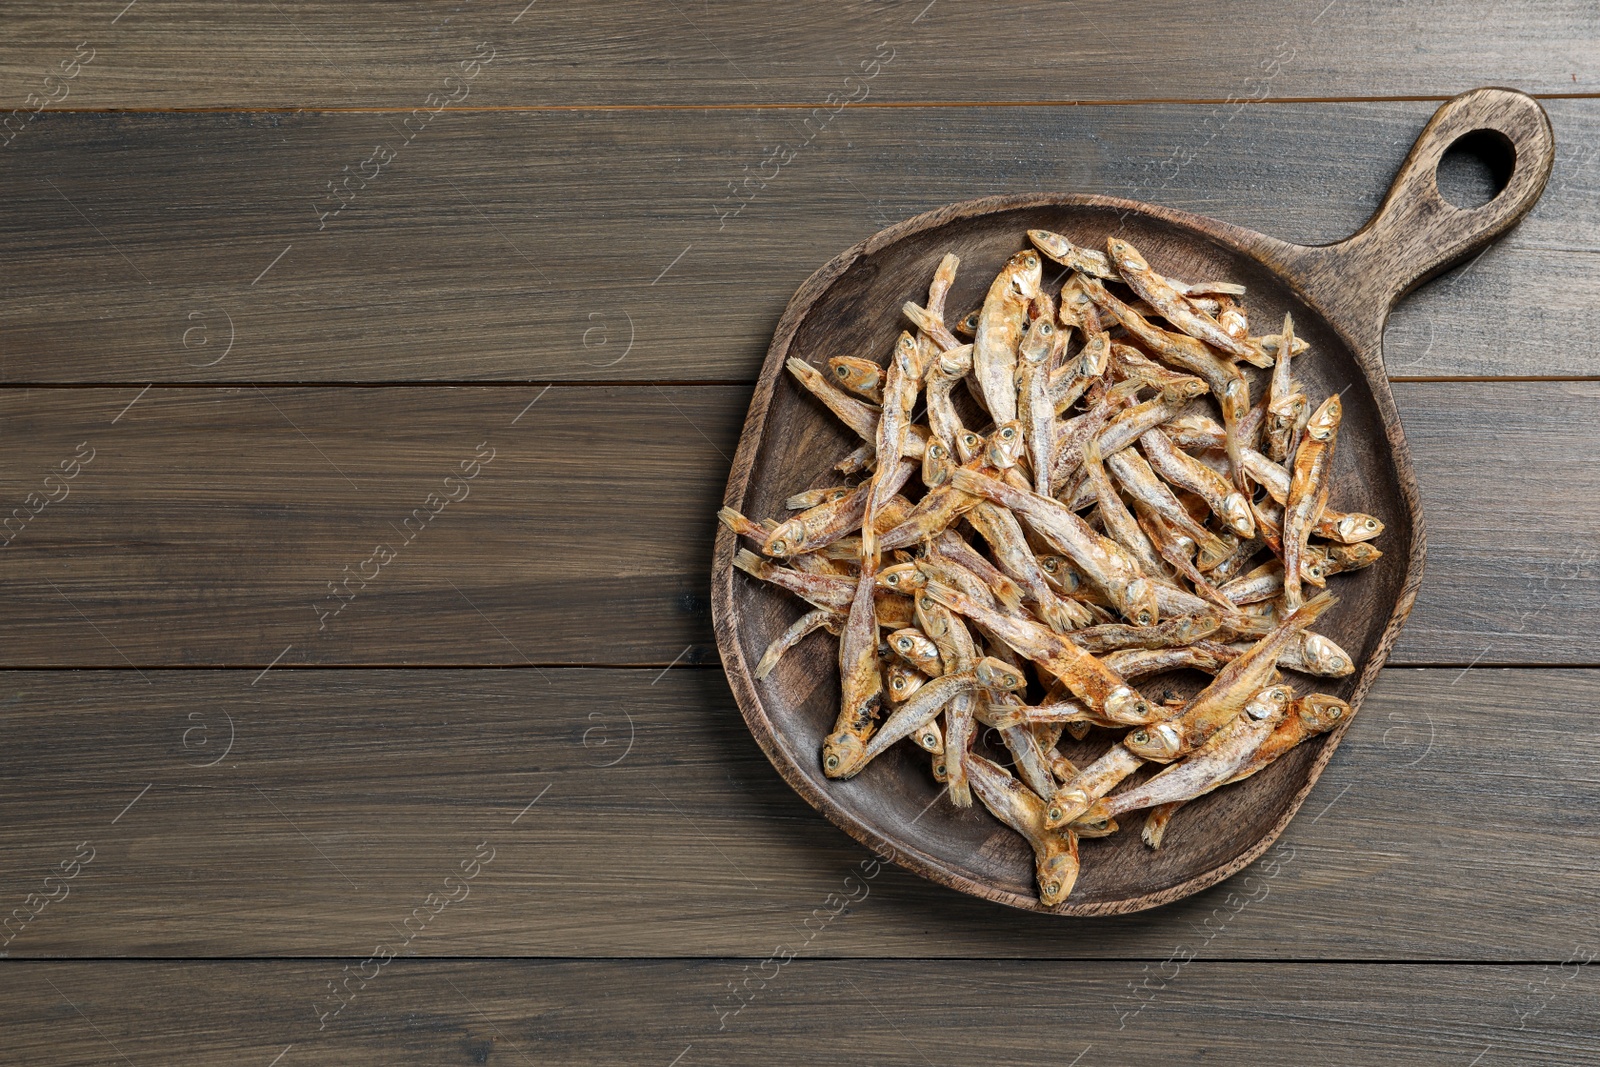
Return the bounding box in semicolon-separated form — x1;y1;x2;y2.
1000;428;1016;439
835;365;849;377
934;761;946;776
1330;657;1345;670
1047;806;1063;822
825;754;839;769
1131;731;1149;744
1329;707;1343;719
1045;881;1060;896
770;540;786;554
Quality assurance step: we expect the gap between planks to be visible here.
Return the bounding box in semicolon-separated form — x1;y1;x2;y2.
25;92;1600;114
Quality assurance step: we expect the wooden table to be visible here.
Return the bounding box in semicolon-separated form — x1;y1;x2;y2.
2;3;1597;1063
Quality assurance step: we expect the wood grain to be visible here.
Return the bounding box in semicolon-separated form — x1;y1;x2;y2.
7;960;1595;1065
1;667;1597;959
3;0;1599;108
0;382;1592;667
2;101;1599;382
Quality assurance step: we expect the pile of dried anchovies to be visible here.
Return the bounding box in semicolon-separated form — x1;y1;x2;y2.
722;230;1383;906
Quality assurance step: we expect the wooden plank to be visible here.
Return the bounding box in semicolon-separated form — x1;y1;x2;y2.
0;385;735;667
3;0;1598;108
2;666;1597;959
4;960;1597;1066
1;101;1597;383
0;382;1592;667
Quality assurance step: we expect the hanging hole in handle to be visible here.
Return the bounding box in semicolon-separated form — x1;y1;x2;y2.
1436;128;1517;210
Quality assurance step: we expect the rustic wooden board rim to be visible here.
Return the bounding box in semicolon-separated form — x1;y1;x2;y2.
712;88;1554;915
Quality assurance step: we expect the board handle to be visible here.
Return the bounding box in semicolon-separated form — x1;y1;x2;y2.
1279;87;1554;348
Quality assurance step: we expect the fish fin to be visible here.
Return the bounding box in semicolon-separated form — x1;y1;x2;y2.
1289;590;1338;627
991;575;1026;614
732;549;770;579
718;507;763;538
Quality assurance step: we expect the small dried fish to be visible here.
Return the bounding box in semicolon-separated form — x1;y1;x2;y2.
755;608;840;678
1281;394;1342;611
967;752;1081;906
973;249;1042;423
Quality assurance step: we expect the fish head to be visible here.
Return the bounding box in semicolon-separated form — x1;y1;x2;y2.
1077;333;1112;377
1306;394;1343;439
1103;686;1152;725
889;628;940;673
761;519;806;557
894;330;922;377
886;663;927;703
1244;684;1295;722
1209;492;1254;538
1219;377;1251;420
1121;577;1160;628
1298;694;1352;733
1036;555;1082;593
922;437;955;488
1330;542;1383;570
877;562;925;594
955;308;981;336
934;344;974;380
955;429;985;465
1019;317;1055;365
1335;513;1384;543
1299;634;1354;677
1008;249;1043;297
1105;238;1149;273
1069;799;1113;829
974;657;1027;692
1125;722;1183;762
1044;788;1091;828
828;356;880;393
821;731;868;778
912;721;943;753
1035;840;1081;906
1071;812;1119;839
1027;229;1072;260
985;422;1026;468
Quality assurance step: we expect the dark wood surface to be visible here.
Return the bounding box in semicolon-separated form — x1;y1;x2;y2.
8;961;1598;1066
5;100;1600;383
2;2;1598;1062
3;0;1598;106
0;667;1595;960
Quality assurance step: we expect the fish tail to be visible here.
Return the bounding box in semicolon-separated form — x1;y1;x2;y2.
732;549;770;579
1289;589;1338;626
717;506;761;538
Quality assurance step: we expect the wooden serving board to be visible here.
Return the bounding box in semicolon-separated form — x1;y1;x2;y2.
713;88;1554;914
